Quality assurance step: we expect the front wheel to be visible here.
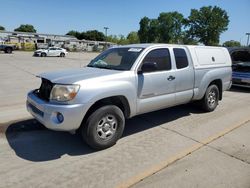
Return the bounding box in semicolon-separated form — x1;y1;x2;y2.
41;53;46;57
5;47;12;53
201;84;219;112
81;105;125;150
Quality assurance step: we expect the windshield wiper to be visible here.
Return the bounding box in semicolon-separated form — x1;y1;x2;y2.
87;65;125;71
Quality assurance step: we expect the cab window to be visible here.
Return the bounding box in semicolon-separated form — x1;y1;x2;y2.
173;48;189;69
142;48;171;71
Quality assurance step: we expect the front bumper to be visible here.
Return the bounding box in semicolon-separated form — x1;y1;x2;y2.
26;91;88;131
33;52;41;57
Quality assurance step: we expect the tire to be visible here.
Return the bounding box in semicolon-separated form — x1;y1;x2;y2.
60;53;65;57
81;105;125;150
5;47;12;54
41;53;46;57
201;84;219;112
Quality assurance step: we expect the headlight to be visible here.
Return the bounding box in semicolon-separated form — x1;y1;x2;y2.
50;84;80;102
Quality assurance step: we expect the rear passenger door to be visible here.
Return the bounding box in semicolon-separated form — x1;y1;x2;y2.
137;48;176;114
56;48;62;56
173;48;195;104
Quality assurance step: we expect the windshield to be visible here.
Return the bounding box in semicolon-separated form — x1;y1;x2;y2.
87;47;144;70
231;50;250;64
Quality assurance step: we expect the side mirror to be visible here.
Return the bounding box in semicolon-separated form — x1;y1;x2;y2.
139;62;158;73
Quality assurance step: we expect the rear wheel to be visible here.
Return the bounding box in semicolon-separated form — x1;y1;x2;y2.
81;105;125;150
201;84;219;112
60;53;65;57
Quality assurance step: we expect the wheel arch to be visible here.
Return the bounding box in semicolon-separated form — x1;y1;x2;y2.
80;95;131;129
208;79;223;100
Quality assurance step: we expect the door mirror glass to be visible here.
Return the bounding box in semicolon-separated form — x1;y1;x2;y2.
140;61;158;73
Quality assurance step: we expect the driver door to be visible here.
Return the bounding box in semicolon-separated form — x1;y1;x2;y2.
137;48;176;114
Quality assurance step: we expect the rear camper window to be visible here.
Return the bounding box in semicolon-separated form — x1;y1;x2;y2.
173;48;188;69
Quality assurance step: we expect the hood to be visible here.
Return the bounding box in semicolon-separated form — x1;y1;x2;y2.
39;67;123;84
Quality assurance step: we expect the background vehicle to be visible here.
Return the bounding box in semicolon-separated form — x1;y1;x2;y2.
228;47;250;88
27;44;232;150
33;47;68;57
0;44;15;53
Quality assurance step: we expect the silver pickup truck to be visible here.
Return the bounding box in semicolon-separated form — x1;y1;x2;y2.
27;44;232;149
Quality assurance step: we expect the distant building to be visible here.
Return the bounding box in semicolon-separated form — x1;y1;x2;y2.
0;30;114;51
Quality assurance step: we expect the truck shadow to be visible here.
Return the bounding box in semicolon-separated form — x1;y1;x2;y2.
5;103;203;162
229;86;250;93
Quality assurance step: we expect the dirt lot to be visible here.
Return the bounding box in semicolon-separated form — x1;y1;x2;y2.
0;52;250;188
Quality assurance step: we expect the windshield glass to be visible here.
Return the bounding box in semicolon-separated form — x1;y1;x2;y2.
231;50;250;64
87;47;144;70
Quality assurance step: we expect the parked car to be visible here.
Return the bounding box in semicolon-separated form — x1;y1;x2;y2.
0;44;15;53
33;47;68;57
27;44;232;149
228;47;250;88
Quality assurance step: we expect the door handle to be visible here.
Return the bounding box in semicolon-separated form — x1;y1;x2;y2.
167;75;175;81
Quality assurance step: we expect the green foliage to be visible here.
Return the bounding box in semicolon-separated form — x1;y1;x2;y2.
148;19;160;42
66;30;83;39
158;12;184;43
84;30;105;41
137;6;229;46
127;31;140;44
223;40;241;47
181;31;199;45
186;6;229;46
138;17;150;43
106;32;139;45
138;12;184;43
66;30;105;41
107;35;128;45
0;25;5;30
14;24;36;33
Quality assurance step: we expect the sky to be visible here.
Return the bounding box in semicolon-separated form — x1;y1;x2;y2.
0;0;249;44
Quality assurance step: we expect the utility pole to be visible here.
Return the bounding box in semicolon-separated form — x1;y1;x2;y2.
104;27;109;49
246;33;250;46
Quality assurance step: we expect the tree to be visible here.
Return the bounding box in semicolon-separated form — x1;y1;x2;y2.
158;12;184;43
66;30;105;41
138;12;184;43
186;6;229;46
84;30;105;41
14;24;36;33
223;40;241;47
138;17;150;43
66;30;82;39
118;35;129;45
148;19;160;42
182;31;199;45
107;35;120;44
127;31;139;44
0;25;5;30
107;35;129;45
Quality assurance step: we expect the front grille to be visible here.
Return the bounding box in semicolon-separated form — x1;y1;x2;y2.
27;102;44;117
35;78;54;101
